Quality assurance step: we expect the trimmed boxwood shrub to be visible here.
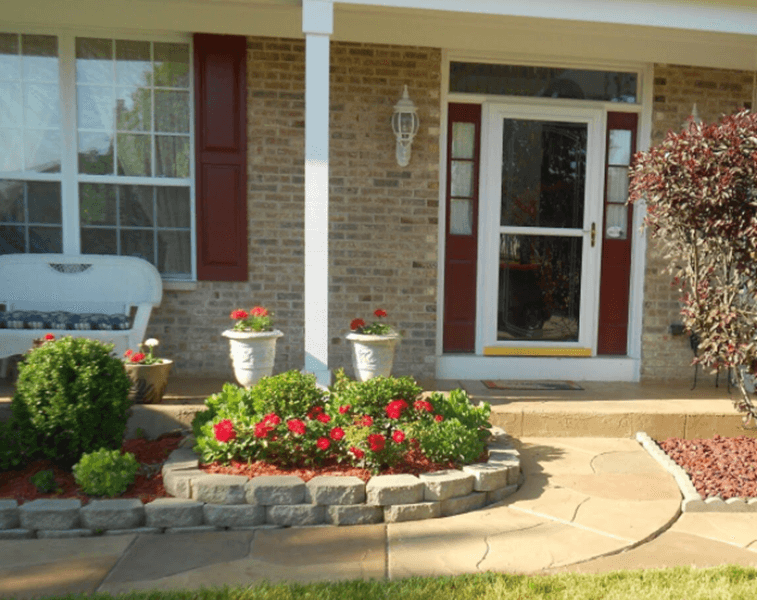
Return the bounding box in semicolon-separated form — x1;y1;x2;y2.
11;336;132;468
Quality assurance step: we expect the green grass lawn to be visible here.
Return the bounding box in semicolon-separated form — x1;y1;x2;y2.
32;567;757;600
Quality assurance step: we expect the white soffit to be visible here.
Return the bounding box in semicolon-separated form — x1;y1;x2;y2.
337;0;757;37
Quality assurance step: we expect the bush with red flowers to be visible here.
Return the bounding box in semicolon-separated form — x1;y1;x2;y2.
192;368;491;473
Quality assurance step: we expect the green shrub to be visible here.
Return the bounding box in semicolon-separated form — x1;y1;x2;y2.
11;336;132;468
417;418;487;466
428;389;492;441
72;448;139;497
0;418;25;471
247;370;326;417
29;469;61;494
329;374;423;414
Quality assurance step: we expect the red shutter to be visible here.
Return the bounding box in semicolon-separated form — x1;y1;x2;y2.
443;104;481;352
597;112;637;354
194;33;248;281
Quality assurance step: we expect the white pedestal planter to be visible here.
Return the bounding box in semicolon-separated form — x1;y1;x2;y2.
346;332;400;381
222;330;283;388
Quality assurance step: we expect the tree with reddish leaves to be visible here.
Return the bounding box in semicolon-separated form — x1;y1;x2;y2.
629;109;757;426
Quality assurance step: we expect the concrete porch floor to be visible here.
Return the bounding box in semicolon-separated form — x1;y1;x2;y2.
2;375;755;440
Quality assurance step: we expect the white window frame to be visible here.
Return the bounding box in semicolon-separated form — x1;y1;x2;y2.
0;27;196;282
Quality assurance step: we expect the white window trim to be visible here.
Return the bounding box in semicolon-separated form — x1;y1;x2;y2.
0;28;196;281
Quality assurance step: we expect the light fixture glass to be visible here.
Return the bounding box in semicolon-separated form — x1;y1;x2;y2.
391;85;419;167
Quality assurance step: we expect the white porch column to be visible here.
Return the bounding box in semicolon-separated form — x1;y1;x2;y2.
302;0;333;387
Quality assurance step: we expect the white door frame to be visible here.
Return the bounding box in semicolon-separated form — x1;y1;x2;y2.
476;101;607;356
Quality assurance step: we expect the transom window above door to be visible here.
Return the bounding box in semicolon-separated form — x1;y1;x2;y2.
0;32;193;279
450;62;638;103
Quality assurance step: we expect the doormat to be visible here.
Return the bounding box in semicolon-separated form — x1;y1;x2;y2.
483;380;584;391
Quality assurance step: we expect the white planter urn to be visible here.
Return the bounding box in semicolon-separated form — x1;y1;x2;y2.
222;329;283;388
346;332;400;381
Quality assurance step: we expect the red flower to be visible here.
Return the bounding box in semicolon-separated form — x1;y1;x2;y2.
263;413;281;427
350;318;365;331
392;430;405;444
338;405;351;414
316;413;331;424
414;399;433;412
374;309;387;318
329;427;345;441
130;352;146;363
214;419;236;443
312;406;323;414
368;433;385;452
350;446;365;459
358;415;373;427
230;309;248;320
44;333;55;341
250;306;268;317
435;414;444;422
124;349;133;357
386;399;409;419
316;437;331;450
254;422;270;438
287;419;307;435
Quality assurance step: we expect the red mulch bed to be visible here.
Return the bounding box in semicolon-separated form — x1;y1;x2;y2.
658;435;757;500
0;432;184;505
0;435;465;505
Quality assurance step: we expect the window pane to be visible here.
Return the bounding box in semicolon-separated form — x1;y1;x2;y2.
156;187;190;227
28;225;61;252
0;34;20;80
116;87;151;132
607;166;629;204
155;90;189;133
501;119;587;228
121;228;154;264
608;129;632;165
79;183;116;225
24;83;59;129
450;62;637;103
0;82;21;127
158;230;190;276
81;227;117;254
120;185;154;227
116;133;151;176
77;85;114;130
25;128;60;172
451;122;475;159
0;225;24;252
0;129;23;171
156;135;189;178
450;199;473;235
0;180;24;222
27;181;61;223
450;161;473;198
498;234;582;341
154;42;189;88
21;35;58;82
605;204;628;240
116;40;151;87
76;38;112;84
79;131;114;174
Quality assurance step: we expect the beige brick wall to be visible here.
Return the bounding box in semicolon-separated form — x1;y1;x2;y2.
641;64;754;381
147;37;441;382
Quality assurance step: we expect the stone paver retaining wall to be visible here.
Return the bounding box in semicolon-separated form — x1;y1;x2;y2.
0;428;520;539
636;431;757;512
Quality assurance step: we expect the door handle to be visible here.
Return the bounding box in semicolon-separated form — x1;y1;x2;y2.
591;222;596;247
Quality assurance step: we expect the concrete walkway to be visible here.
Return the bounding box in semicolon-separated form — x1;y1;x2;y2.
2;437;756;599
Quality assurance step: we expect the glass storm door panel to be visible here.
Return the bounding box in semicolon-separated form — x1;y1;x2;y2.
481;104;603;352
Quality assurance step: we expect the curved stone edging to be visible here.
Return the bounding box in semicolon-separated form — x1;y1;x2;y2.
635;431;757;513
0;427;522;539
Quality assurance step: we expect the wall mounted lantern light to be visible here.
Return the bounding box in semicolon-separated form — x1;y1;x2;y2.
391;85;420;167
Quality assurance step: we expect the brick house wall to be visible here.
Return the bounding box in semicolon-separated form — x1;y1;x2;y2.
147;37;442;382
641;64;754;381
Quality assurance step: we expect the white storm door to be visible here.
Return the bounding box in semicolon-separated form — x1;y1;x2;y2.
478;102;605;356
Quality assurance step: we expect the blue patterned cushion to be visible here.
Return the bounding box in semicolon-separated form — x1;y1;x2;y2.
0;310;131;330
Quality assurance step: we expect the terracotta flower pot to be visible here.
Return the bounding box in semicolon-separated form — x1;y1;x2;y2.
124;359;173;404
346;332;400;381
222;329;283;388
